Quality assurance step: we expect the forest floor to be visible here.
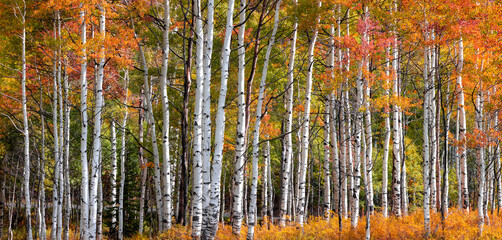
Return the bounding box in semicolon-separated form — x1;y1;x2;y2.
154;209;502;240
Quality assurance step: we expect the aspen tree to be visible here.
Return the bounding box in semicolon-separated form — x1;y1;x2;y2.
232;0;247;235
160;0;172;230
280;0;297;227
247;1;281;237
298;0;321;226
79;8;89;240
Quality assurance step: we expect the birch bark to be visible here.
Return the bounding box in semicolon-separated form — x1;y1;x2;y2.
247;2;281;237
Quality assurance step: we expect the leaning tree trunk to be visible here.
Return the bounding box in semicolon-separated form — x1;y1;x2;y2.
298;1;321;226
247;1;281;237
136;29;164;232
202;0;234;238
280;0;297;227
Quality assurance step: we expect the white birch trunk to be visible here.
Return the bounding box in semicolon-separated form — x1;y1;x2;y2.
88;8;106;239
20;11;32;239
201;0;214;234
423;33;431;236
298;1;321;226
135;29;164;231
79;8;89;240
330;94;339;217
118;71;129;240
160;0;172;231
203;0;235;237
476;85;485;233
51;11;61;240
111;121;118;232
38;78;47;240
63;65;71;240
232;0;247;235
280;0;297;227
382;47;391;218
247;2;281;236
323;99;331;220
457;38;469;211
191;0;205;236
391;29;402;217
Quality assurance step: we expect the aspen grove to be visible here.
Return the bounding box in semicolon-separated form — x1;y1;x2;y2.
1;0;502;239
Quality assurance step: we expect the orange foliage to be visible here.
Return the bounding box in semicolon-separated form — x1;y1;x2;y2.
157;210;502;239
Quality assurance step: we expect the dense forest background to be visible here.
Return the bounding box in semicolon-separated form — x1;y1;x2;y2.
0;0;502;239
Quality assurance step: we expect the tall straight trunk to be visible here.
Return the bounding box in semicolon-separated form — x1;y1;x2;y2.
57;60;64;240
97;154;103;240
392;28;402;217
382;47;391;218
111;121;118;232
20;11;32;239
89;8;105;239
423;32;431;237
343;10;351;219
79;8;89;240
63;65;71;240
495;115;502;210
267;140;273;219
476;85;485;234
298;1;321;226
136;33;164;232
178;10;193;225
362;8;374;212
51;11;61;240
200;0;214;234
429;37;437;212
280;0;297;227
118;72;129;240
330;94;339;216
191;0;205;236
160;0;172;231
457;38;469;211
38;77;47;240
138;88;147;234
202;0;234;237
263;135;270;219
247;2;281;237
323;99;331;220
232;0;247;235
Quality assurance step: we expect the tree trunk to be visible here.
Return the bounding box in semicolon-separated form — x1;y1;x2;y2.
247;2;281;237
280;0;297;227
232;0;247;235
423;32;431;237
191;0;205;236
298;1;321;226
202;0;234;237
79;8;89;240
118;71;129;240
160;0;172;231
457;38;469;212
51;11;61;240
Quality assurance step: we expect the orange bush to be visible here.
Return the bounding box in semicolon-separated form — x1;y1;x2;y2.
154;210;502;239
